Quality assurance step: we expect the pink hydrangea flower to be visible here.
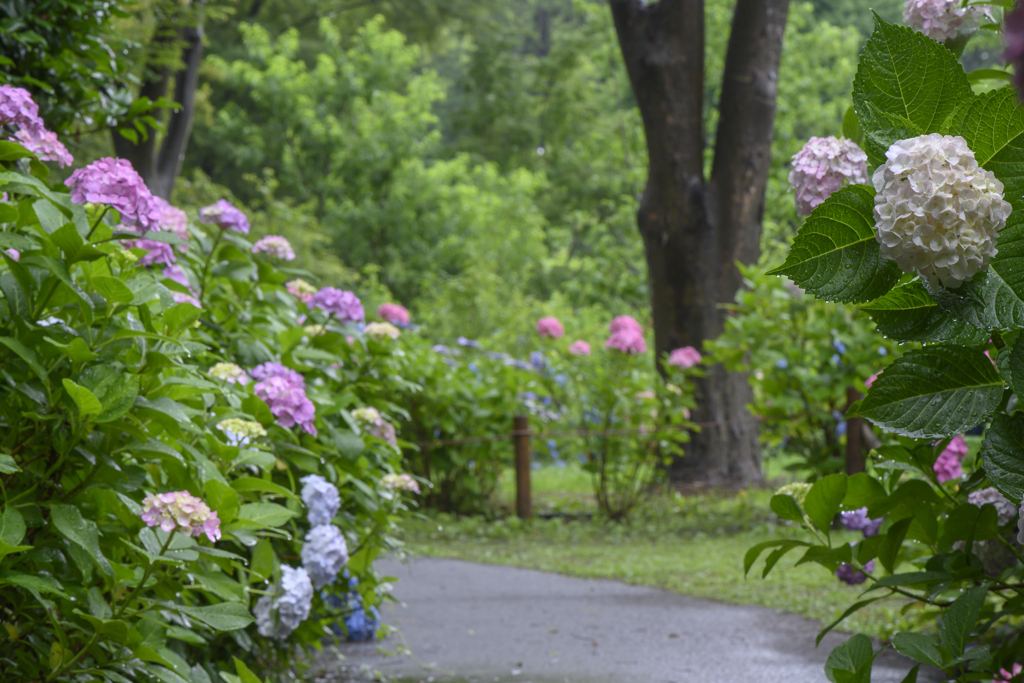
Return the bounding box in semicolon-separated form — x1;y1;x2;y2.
606;328;647;354
255;376;317;436
172;292;202;308
310;287;364;323
994;663;1023;682
569;340;591;356
65;158;161;233
934;436;968;483
788;137;868;216
536;316;565;339
252;235;296;260
198;199;249;234
4;248;19;262
381;473;420;494
286;279;317;303
152;197;189;251
127;238;176;266
610;315;643;335
140;490;221;542
0;85;43;129
668;346;702;369
13;126;73;167
378;302;410;325
904;0;986;42
865;372;879;388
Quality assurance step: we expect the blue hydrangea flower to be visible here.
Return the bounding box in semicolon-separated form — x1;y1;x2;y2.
300;475;340;526
254;566;314;639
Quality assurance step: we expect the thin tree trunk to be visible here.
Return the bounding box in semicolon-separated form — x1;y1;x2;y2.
609;0;790;486
112;12;205;200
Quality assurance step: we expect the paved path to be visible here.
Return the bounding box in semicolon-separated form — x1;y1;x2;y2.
321;557;939;683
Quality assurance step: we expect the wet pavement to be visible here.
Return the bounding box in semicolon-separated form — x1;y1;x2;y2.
316;557;941;683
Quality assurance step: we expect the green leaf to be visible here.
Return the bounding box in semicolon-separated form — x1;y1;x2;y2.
817;598;885;646
62;379;103;417
204;480;240;526
878;518;913;574
50;503;113;577
163;302;201;335
825;634;875;683
769;494;805;523
51;223;103;263
0;455;20;474
0;140;33;162
858;280;988;345
1010;332;1024;401
44;336;98;362
852;15;972;166
924;271;1024;332
0;506;26;546
249;539;276;581
93;276;135;305
940;586;987;656
0;272;30;323
27;256;94;314
980;413;1024;502
76;366;140;424
767;185;900;303
804;473;848;534
230;477;300;502
891;632;944;667
233;503;297;529
842;105;864;146
943;503;999;545
900;665;920;683
0;336;46;381
0;572;68;598
843;473;887;509
174;602;254;631
854;345;1003;438
233;657;264;683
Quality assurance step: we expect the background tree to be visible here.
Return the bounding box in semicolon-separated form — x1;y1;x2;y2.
608;0;791;485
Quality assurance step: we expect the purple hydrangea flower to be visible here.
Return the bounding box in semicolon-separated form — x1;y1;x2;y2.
668;346;702;369
840;507;884;537
835;559;874;585
198;199;249;234
310;287;364;323
255;376;316;435
172;292;202;308
127;238;176;266
250;362;305;388
536;316;565;339
968;487;1017;526
13;126;73;167
568;340;591;356
139;490;221;542
378;302;410;325
610;315;643;335
4;248;19;262
300;474;341;526
152;196;189;251
606;328;647;354
252;235;296;260
0;85;43;129
934;436;968;483
789;137;868;216
65;158;161;233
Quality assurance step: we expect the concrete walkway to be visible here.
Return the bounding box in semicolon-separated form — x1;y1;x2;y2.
320;557;939;683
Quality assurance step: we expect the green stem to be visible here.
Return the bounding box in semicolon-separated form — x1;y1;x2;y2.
198;229;225;305
84;207;110;241
114;531;175;619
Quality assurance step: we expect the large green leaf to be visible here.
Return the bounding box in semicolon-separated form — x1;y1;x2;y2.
62;379;103;417
233;503;297;528
804;473;848;534
767;185;900;302
174;603;254;631
50;503;113;577
939;586;986;657
0;336;46;381
852;15;972;166
858;280;988;344
824;634;875;683
891;632;944;668
853;345;1003;438
77;366;139;423
924;271;1024;332
980;413;1024;502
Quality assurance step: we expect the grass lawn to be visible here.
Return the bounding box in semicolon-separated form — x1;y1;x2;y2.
401;465;929;640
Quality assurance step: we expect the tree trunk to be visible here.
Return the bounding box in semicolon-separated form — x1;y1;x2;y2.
112;17;205;200
609;0;790;486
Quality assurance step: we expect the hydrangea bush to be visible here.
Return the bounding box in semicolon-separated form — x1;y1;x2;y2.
0;115;420;681
753;12;1024;680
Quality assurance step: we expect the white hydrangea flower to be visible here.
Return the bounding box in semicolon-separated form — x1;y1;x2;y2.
364;321;401;339
968;487;1017;526
351;407;383;426
903;0;987;42
789;136;869;216
300;524;349;589
775;482;811;506
300;474;341;526
873;134;1011;289
216;418;267;447
208;362;249;385
254;565;313;639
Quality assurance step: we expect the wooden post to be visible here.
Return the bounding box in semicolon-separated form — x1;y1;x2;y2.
846;387;864;475
514;415;531;519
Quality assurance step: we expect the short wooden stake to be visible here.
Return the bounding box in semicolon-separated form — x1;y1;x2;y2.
514;415;531;519
846;387;865;475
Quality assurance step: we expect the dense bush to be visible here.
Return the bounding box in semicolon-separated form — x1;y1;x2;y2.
0;110;419;682
751;10;1024;680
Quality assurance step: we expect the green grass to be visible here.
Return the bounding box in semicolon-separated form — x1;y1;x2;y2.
403;477;930;640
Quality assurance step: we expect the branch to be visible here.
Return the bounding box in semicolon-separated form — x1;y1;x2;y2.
709;0;791;264
153;16;205;199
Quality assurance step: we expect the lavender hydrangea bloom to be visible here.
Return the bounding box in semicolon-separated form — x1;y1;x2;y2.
255;376;316;435
903;0;985;42
139;491;221;542
250;362;305;388
968;487;1018;526
536;316;564;339
310;287;364;323
254;566;313;639
300;524;349;588
152;196;189;251
13;126;73;167
606;328;647;354
788;137;868;216
128;239;176;266
835;559;874;585
65;158;161;233
198;199;249;234
5;248;19;262
840;507;884;537
0;85;43;129
300;474;341;526
163;265;195;293
252;235;296;260
668;346;702;369
172;292;202;308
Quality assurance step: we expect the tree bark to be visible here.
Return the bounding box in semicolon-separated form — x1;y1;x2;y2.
112;17;205;200
608;0;790;486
